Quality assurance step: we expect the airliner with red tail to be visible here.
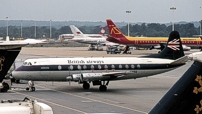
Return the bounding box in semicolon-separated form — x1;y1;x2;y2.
106;19;202;52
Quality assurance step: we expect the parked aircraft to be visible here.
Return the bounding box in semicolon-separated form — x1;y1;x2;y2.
69;25;118;50
13;39;48;44
0;42;29;92
106;19;202;53
12;31;190;91
149;52;202;114
58;26;107;42
4;36;48;45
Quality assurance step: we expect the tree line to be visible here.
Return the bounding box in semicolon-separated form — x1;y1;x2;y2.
0;22;201;39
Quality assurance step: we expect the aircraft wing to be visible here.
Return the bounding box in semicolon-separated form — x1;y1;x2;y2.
101;72;128;77
69;72;131;82
0;42;28;49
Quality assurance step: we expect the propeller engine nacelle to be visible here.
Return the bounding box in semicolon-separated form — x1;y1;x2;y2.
66;73;109;82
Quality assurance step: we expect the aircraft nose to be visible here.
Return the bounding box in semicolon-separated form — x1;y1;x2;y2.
11;70;17;78
11;70;21;79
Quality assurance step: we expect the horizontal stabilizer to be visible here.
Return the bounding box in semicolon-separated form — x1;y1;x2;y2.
170;56;188;65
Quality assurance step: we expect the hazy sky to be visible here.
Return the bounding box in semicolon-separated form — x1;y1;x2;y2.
0;0;201;23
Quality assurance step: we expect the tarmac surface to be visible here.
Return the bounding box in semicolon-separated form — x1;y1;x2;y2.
0;47;198;114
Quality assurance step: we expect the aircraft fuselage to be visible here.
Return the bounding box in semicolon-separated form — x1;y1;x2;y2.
12;58;183;82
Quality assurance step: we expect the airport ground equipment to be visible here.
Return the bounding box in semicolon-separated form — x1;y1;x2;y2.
0;97;53;114
106;46;121;54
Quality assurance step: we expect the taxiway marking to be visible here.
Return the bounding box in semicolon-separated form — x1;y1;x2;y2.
36;84;148;114
11;90;88;114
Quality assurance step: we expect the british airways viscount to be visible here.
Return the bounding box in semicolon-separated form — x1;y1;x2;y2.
12;31;189;91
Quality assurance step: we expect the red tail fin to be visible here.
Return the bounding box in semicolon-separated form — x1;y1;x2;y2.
106;19;125;38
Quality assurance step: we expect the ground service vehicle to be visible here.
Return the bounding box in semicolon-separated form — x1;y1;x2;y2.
0;97;53;114
106;46;121;54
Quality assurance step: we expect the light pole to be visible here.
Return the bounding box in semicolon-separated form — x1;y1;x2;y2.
50;20;52;39
170;7;176;31
34;21;36;39
200;20;202;36
21;20;22;38
200;6;201;35
6;17;8;37
126;10;131;36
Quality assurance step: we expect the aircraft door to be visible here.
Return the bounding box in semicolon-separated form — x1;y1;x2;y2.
197;41;200;45
39;61;52;81
135;40;138;44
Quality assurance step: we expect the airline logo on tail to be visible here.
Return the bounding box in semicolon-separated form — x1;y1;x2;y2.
193;75;202;94
193;75;202;114
76;32;81;34
167;39;180;50
109;25;122;35
0;56;5;71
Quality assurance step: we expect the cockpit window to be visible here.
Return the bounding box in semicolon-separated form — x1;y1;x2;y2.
23;62;32;66
23;62;27;65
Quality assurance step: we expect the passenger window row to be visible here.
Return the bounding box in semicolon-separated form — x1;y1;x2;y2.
68;64;137;70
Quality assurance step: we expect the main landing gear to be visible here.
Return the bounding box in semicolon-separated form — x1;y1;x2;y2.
26;80;35;91
82;81;109;91
122;46;131;54
83;81;90;89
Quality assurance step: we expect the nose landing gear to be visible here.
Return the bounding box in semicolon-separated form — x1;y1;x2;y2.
26;80;35;91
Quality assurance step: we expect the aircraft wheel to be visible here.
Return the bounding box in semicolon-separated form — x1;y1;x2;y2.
26;87;29;91
83;82;90;89
1;83;9;92
31;87;35;91
0;88;8;92
99;85;107;91
15;79;20;83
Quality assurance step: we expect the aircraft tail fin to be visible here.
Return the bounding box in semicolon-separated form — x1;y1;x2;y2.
149;60;202;114
157;31;184;60
69;25;84;37
98;26;107;35
0;47;22;82
6;36;10;41
106;19;126;39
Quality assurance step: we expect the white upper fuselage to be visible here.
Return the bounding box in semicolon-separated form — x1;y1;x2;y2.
1;39;48;44
58;34;107;41
22;57;173;65
71;35;107;44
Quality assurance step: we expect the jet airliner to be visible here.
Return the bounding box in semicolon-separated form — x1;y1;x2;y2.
58;26;107;42
69;25;118;50
12;31;189;91
106;19;202;53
